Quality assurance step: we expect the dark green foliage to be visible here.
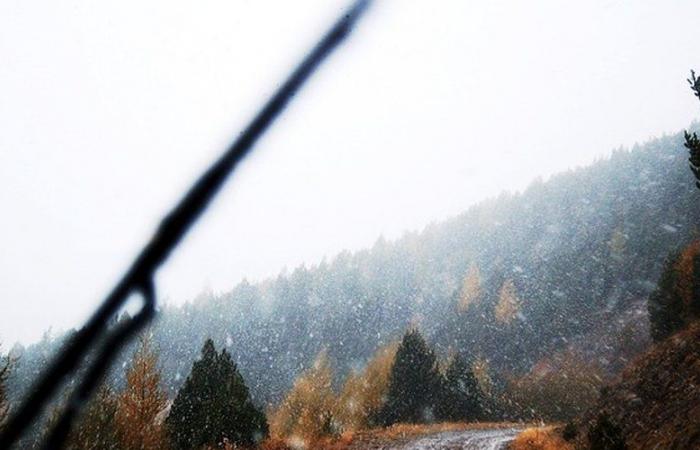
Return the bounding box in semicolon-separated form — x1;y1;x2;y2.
648;244;700;342
165;339;268;450
648;252;686;341
376;329;442;425
685;70;700;189
66;386;119;450
11;130;700;417
562;421;578;442
588;413;627;450
437;354;483;422
686;130;700;189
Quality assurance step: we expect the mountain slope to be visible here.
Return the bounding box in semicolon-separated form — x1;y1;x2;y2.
575;321;700;449
9;129;700;410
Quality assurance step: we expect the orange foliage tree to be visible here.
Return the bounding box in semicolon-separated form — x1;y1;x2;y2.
495;279;521;324
269;350;336;444
458;263;482;312
334;341;398;431
115;334;168;450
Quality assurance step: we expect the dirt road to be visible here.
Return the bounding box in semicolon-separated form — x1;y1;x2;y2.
373;427;522;449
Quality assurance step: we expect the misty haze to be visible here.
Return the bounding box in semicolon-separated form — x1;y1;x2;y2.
1;1;700;449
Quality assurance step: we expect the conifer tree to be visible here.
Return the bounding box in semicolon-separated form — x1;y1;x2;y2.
66;385;119;450
684;70;700;189
648;251;686;341
115;334;168;450
588;413;627;450
334;341;398;431
648;240;700;341
458;263;482;312
376;329;441;425
166;339;268;450
270;349;336;441
495;279;521;324
437;353;483;422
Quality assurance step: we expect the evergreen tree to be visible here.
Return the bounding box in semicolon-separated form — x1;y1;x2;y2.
376;329;441;425
649;252;686;341
684;70;700;189
437;353;483;422
166;339;268;450
588;413;627;450
115;335;168;450
66;385;119;450
648;242;700;341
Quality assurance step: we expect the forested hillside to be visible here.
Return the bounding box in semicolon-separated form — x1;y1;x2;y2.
8;128;700;415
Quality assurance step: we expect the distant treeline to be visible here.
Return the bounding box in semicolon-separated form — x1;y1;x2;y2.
6;127;700;447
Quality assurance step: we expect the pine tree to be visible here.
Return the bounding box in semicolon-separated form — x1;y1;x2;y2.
66;385;119;450
376;329;441;425
166;339;268;450
684;70;700;189
437;353;483;422
588;413;627;450
649;252;684;341
648;242;700;341
115;334;168;450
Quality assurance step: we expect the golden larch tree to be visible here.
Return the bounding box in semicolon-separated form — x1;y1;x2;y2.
607;226;627;262
495;279;521;324
269;349;336;444
458;263;482;312
472;356;494;399
334;341;398;431
115;334;168;450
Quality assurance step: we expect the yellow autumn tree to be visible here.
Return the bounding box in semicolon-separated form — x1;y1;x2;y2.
115;335;168;450
495;279;521;324
472;356;495;399
607;226;627;262
269;349;336;444
334;341;398;431
458;263;482;312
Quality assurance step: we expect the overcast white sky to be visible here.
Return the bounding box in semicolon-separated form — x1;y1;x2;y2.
1;0;699;345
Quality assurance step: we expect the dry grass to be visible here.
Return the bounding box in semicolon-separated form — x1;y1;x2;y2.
368;421;520;440
575;321;700;449
509;427;573;450
260;432;355;450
